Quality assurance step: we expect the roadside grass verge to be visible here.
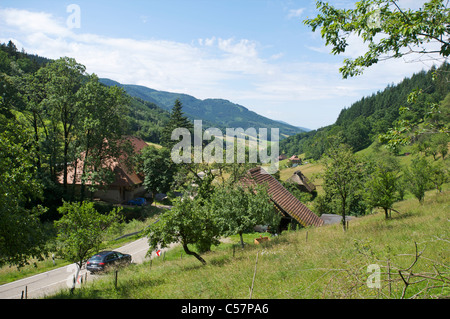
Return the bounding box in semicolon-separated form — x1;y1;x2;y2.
49;188;449;299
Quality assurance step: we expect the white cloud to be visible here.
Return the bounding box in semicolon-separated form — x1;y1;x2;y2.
0;7;443;129
217;38;258;58
287;8;305;19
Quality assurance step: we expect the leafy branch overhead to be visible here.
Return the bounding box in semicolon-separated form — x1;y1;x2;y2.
304;0;450;78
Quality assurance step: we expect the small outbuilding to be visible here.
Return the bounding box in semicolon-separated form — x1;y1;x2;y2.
286;170;316;193
241;167;323;231
289;155;301;164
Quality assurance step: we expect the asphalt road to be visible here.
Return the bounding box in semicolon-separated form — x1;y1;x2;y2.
0;237;172;299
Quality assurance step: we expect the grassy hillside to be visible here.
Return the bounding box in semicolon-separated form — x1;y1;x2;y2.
50;186;449;299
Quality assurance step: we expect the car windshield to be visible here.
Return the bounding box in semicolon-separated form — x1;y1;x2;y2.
89;255;103;261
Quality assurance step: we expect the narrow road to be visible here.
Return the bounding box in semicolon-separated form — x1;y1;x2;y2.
0;237;174;299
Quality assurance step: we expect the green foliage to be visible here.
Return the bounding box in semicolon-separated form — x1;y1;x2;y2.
0;122;48;267
280;63;450;160
51;190;450;299
125;97;170;143
429;160;449;192
160;99;193;148
137;146;177;198
145;196;221;264
210;183;280;247
75;74;130;196
54;201;123;269
304;0;449;78
364;156;402;218
404;156;434;203
291;1;449;159
281;180;315;203
320;142;367;230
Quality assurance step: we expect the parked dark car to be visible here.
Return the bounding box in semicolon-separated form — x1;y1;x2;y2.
86;251;132;273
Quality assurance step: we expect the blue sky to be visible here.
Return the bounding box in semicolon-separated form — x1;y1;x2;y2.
0;0;442;129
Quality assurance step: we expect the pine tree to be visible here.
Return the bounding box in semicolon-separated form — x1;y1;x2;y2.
161;99;193;148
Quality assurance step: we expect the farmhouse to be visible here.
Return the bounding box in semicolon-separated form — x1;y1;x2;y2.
289;155;301;164
58;136;148;203
286;170;316;193
242;167;323;231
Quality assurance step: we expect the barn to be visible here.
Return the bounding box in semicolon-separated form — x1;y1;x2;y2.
241;167;323;231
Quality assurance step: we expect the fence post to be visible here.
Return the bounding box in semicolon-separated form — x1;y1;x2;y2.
249;252;259;299
114;270;118;290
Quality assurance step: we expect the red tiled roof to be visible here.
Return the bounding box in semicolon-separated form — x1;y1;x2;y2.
59;136;148;187
242;167;323;227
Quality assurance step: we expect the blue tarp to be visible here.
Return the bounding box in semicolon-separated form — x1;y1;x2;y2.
126;197;147;206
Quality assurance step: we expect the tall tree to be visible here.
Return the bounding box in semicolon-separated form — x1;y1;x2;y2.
160;99;193;149
41;57;86;193
137;146;177;202
75;74;129;198
0;120;48;267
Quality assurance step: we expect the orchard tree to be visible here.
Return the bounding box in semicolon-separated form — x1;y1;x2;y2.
145;196;221;265
55;201;123;276
210;183;278;248
430;160;449;192
321;141;364;231
365;156;401;219
404;156;433;203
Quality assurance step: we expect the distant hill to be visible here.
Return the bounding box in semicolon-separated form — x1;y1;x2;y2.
100;78;306;138
276;120;311;132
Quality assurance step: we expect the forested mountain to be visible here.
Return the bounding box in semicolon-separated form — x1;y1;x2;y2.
280;63;450;159
99;78;306;137
0;41;170;144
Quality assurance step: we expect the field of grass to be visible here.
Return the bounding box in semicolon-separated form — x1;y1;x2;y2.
49;187;449;299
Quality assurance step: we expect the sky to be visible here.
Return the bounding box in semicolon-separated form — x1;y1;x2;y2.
0;0;444;130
